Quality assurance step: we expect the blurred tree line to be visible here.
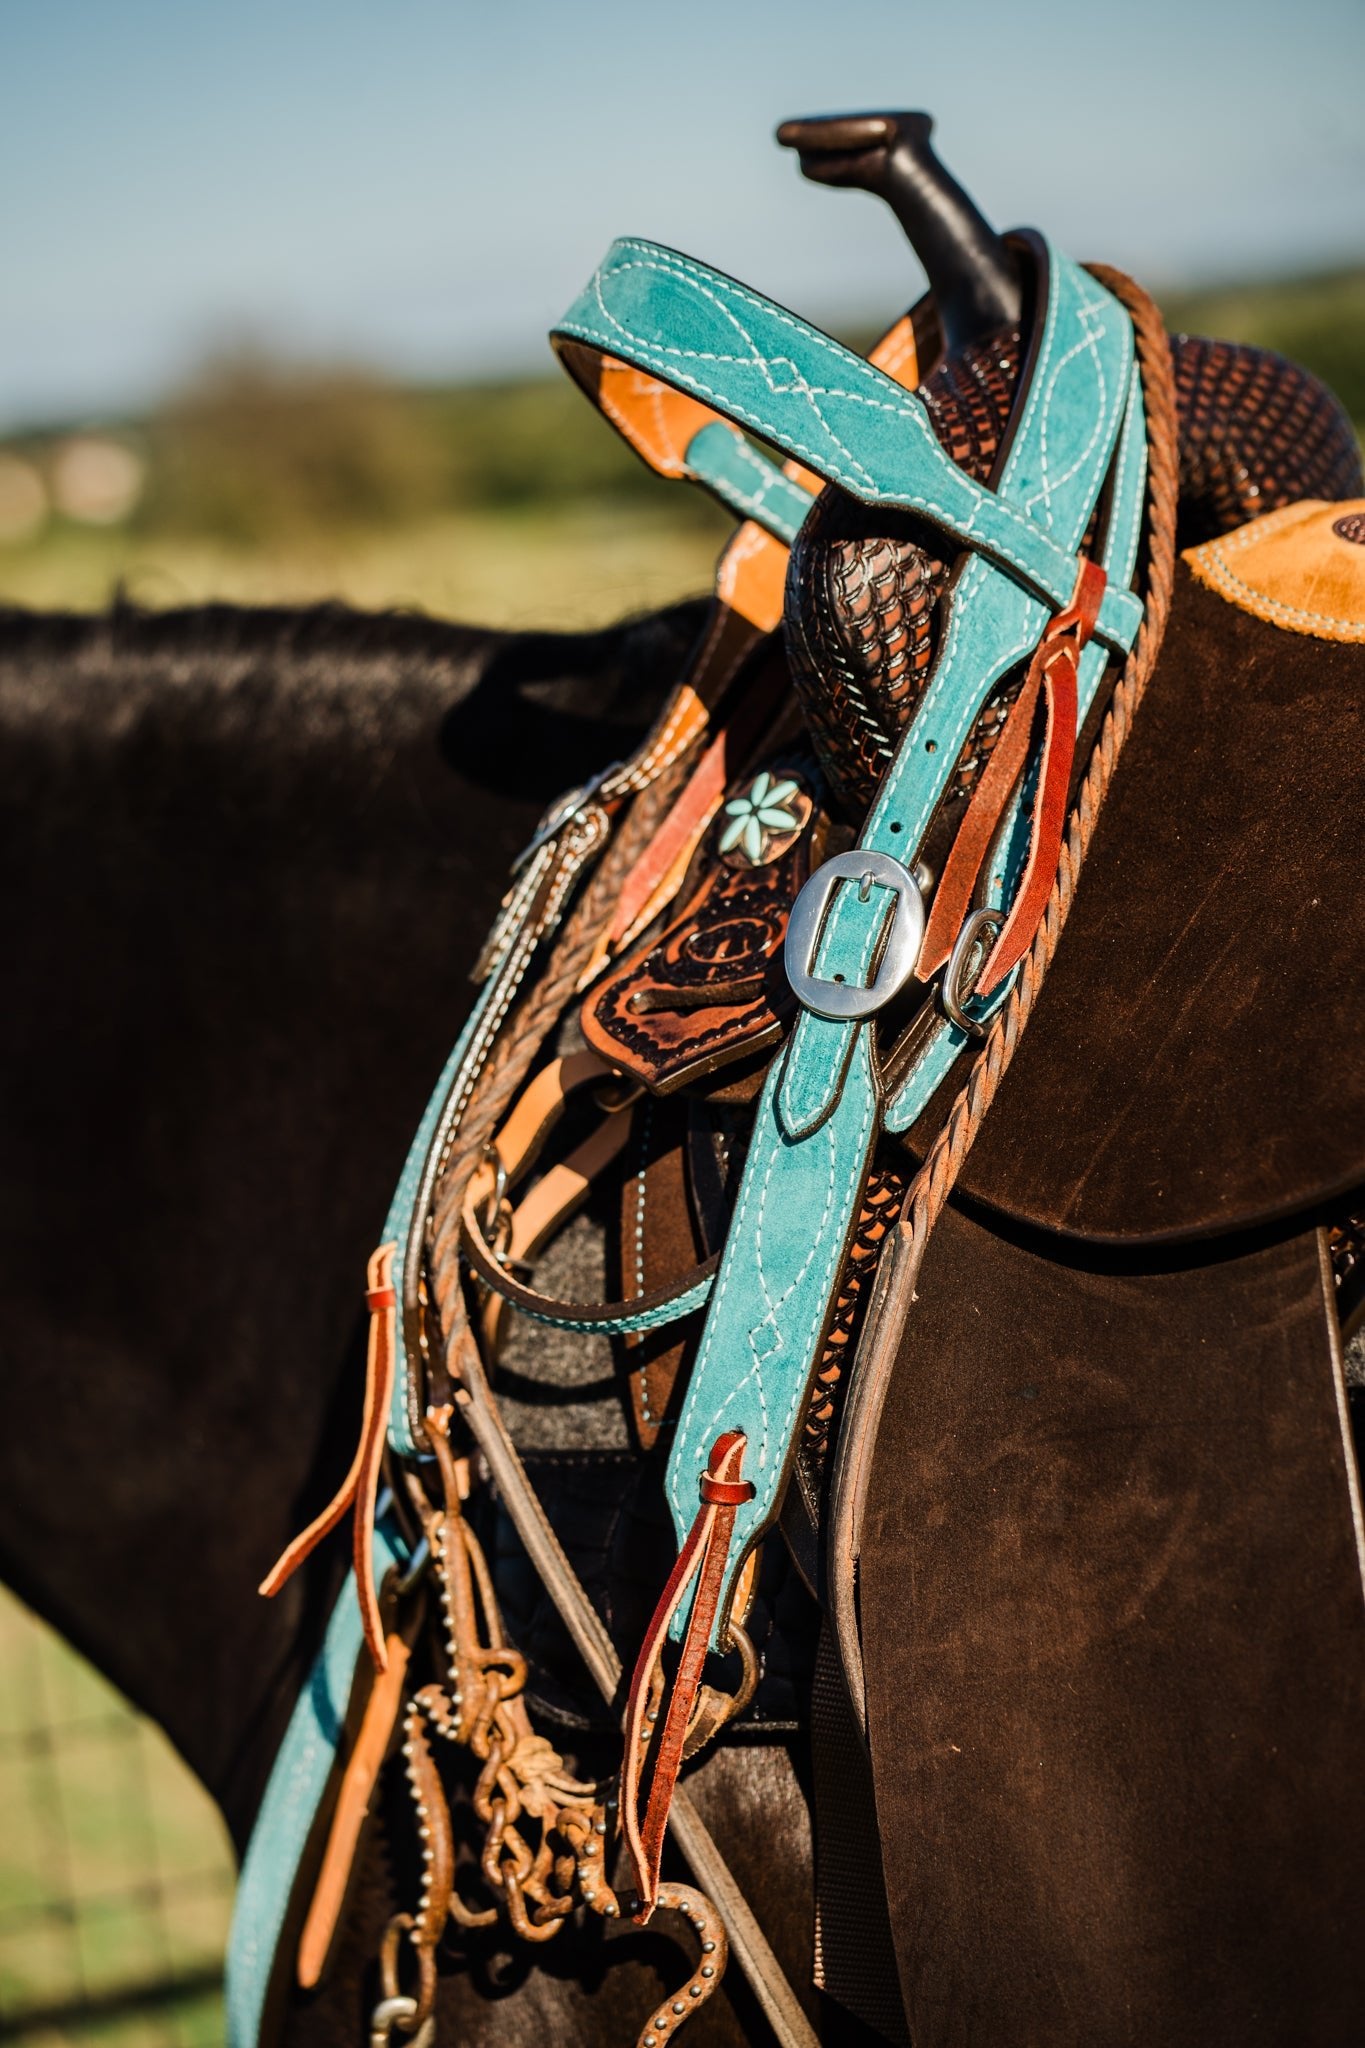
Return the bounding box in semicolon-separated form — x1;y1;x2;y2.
5;267;1363;551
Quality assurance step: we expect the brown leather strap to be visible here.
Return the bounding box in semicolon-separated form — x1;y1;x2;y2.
478;1111;635;1352
978;558;1105;994
620;1101;704;1449
463;1171;718;1334
621;1431;754;1918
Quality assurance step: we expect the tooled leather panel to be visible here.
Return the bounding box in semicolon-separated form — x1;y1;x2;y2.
788;327;1364;818
785;327;1016;816
1171;334;1363;548
583;764;819;1093
801;1162;906;1474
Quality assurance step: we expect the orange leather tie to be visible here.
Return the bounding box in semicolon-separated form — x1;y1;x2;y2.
620;1432;754;1919
917;558;1107;993
258;1242;398;1671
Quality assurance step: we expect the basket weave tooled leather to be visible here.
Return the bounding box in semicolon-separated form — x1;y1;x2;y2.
787;329;1364;818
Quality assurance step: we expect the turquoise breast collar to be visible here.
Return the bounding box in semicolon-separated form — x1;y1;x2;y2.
552;233;1147;1639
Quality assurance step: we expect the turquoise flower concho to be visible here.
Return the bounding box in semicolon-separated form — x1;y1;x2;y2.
717;771;812;869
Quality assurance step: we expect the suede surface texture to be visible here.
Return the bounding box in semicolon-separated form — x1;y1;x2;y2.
912;564;1365;1242
860;1202;1365;2048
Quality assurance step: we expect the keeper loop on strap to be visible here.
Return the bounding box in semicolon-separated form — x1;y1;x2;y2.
699;1472;755;1507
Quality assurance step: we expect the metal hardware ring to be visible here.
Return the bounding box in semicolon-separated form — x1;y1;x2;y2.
942;908;1004;1039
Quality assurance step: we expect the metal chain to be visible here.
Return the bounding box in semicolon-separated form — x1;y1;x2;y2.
377;1408;730;2046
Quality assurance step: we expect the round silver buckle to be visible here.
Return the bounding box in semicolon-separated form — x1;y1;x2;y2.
784;851;925;1022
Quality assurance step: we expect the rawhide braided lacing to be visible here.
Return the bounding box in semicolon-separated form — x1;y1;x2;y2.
425;754;691;1343
385;1403;730;2046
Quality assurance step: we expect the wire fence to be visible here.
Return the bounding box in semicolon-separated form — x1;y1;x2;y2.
0;1588;233;2046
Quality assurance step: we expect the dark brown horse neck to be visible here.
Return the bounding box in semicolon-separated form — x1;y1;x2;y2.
0;595;693;1844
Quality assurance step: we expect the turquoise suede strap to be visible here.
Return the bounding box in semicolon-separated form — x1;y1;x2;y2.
554;239;1141;654
683;419;813;541
552;237;1147;1641
226;1508;410;2048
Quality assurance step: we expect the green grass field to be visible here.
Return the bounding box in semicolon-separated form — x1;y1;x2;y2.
0;1589;232;2045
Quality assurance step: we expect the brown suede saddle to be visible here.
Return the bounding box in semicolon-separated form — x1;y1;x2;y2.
849;551;1365;2048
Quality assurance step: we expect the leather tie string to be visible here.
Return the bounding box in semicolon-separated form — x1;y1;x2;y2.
258;1242;398;1671
917;557;1107;994
621;1432;754;1921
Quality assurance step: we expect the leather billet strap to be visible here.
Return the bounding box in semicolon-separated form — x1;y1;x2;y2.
553;234;1147;1647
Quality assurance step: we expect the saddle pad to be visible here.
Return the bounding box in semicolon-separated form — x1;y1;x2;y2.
858;1202;1365;2048
1185;496;1365;643
910;559;1365;1242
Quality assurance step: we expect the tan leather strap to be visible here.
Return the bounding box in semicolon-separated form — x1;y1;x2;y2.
296;1630;412;1988
479;1111;635;1352
259;1242;397;1671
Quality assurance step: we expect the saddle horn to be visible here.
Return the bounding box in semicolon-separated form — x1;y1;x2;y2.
776;110;1022;352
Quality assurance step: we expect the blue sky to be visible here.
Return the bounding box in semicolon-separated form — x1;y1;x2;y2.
3;0;1363;426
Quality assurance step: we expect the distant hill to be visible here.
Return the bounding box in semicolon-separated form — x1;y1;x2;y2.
1;266;1359;626
4;267;1361;551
